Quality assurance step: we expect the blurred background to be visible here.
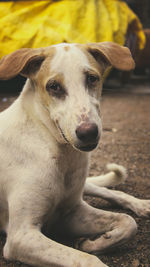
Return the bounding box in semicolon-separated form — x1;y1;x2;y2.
0;0;150;93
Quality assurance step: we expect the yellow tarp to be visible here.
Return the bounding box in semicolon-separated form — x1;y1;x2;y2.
0;0;145;57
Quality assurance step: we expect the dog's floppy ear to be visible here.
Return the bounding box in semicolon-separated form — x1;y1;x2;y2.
0;48;45;80
86;41;135;73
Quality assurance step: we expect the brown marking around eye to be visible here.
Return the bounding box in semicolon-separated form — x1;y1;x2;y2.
33;47;57;106
45;72;67;99
46;73;65;90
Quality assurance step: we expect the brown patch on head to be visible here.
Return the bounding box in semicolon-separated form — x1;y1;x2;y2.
64;46;70;52
29;46;57;107
77;44;105;77
35;49;67;107
34;46;56;82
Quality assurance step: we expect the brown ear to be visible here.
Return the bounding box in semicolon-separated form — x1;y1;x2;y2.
86;42;135;72
0;48;45;80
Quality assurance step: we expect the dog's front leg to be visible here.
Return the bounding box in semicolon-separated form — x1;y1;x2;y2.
84;182;150;217
3;201;105;267
5;228;107;267
4;224;107;267
63;201;137;254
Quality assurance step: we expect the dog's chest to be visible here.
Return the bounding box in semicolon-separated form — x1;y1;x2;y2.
42;148;89;228
55;147;89;194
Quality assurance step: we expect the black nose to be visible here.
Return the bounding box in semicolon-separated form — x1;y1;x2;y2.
76;123;98;143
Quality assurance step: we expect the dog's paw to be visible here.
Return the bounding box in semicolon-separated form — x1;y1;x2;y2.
74;237;98;254
74;236;106;255
131;199;150;217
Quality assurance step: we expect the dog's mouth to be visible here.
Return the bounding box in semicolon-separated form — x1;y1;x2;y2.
76;142;98;152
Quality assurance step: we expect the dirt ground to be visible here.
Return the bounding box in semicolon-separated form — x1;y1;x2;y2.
0;75;150;267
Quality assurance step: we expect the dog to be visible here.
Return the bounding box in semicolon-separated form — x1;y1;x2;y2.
0;42;150;267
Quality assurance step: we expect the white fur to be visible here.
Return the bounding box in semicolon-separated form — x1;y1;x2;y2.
0;43;149;267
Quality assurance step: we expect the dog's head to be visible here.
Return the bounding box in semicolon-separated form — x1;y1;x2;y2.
0;42;134;152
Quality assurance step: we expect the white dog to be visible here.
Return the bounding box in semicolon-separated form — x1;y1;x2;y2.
0;42;149;267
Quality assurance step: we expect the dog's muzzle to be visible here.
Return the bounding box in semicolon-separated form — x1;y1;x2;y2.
75;122;100;152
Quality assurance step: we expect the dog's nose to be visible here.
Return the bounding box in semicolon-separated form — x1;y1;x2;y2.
76;123;98;143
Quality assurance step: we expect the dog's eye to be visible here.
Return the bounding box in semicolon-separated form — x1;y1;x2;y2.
46;81;61;92
86;74;100;87
46;81;65;98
